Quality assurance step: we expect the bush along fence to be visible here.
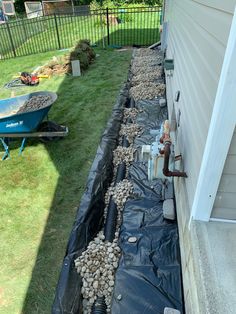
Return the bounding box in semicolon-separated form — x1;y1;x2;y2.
0;6;162;60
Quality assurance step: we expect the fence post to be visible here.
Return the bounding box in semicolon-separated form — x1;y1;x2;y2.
100;9;105;49
22;20;28;41
54;14;61;50
106;7;110;46
6;22;16;57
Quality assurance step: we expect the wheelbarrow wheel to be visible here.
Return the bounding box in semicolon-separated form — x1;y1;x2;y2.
37;121;63;143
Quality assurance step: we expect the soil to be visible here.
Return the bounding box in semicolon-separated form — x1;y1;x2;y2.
38;61;70;76
37;39;96;76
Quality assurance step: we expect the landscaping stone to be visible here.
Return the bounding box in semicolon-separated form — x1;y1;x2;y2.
71;60;81;76
130;68;163;86
159;98;167;108
163;198;176;220
119;123;143;144
17;95;51;114
130;82;166;101
113;146;136;167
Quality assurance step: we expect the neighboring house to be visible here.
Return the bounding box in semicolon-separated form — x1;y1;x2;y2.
163;1;236;313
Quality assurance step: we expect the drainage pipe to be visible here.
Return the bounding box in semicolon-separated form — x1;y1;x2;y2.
104;111;130;242
130;97;135;109
92;162;126;314
104;161;126;242
91;297;107;314
91;99;134;314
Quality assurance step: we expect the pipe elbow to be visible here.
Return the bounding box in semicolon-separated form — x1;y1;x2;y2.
162;142;188;178
163;168;172;177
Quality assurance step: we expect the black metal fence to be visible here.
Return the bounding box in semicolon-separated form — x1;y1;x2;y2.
0;6;162;60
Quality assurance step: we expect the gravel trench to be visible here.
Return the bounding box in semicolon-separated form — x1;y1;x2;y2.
74;47;166;314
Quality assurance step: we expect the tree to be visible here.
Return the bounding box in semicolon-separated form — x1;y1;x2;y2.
15;0;26;13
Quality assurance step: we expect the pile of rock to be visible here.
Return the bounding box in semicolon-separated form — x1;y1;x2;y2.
113;146;136;167
119;123;143;144
130;82;166;101
131;65;160;76
75;177;133;313
131;68;163;86
133;48;160;58
105;179;133;210
123;108;140;122
130;48;165;101
75;232;120;314
131;57;161;69
17;95;51;114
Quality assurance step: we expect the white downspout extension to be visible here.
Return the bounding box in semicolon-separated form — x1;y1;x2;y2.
189;6;236;224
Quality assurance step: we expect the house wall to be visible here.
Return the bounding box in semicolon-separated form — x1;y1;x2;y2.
164;0;235;214
212;128;236;219
164;0;236;311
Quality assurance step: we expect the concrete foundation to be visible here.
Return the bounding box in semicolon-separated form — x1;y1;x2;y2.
175;178;236;314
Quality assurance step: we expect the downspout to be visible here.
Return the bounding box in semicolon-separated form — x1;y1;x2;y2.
162;0;166;24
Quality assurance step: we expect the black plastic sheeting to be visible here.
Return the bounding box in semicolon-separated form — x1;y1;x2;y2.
110;100;184;313
53;90;184;313
111;163;183;313
52;84;129;314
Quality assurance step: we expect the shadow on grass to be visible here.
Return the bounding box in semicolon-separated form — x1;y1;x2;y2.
20;29;158;314
104;27;160;47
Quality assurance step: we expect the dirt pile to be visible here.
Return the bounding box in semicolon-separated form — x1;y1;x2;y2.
38;60;70;76
38;39;96;76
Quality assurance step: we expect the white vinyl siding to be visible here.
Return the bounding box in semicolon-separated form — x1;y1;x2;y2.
165;0;235;215
192;0;235;14
212;129;236;219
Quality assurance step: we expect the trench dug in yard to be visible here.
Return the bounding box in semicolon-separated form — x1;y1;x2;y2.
53;47;184;314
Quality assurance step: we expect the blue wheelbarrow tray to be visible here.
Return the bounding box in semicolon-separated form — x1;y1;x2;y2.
0;91;57;134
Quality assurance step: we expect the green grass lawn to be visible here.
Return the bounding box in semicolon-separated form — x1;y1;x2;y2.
0;7;161;58
0;47;131;313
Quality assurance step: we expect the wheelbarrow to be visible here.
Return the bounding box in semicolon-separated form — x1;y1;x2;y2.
0;91;68;160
